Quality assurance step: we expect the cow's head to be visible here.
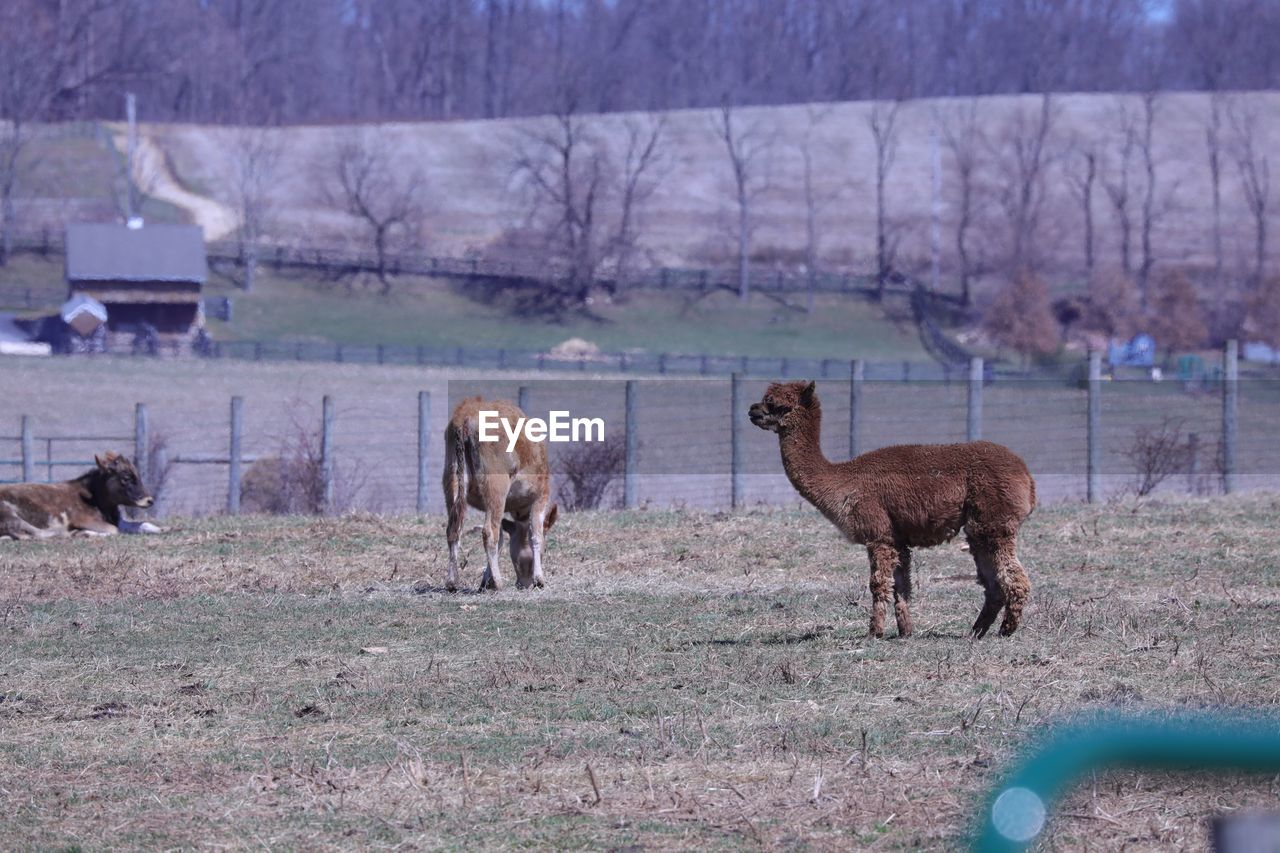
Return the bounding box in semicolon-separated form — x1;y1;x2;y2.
94;452;154;509
501;504;558;589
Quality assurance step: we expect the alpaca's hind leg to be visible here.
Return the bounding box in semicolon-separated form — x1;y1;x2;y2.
866;543;897;639
969;543;1004;639
893;546;913;638
993;540;1031;636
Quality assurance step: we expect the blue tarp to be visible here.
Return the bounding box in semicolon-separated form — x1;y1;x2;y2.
1108;333;1155;367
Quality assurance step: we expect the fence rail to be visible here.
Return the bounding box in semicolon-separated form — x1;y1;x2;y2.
3;345;1271;515
3;226;893;297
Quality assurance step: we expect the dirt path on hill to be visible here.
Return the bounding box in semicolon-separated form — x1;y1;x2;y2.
104;124;238;241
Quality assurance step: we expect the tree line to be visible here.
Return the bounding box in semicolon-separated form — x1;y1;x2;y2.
1;0;1279;126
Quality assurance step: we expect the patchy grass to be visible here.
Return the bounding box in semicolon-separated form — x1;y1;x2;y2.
201;270;928;360
2;498;1279;849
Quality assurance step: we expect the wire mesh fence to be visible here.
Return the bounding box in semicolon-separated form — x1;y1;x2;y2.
3;351;1277;517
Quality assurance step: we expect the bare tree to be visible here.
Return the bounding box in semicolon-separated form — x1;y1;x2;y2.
1102;99;1139;279
988;94;1057;277
712;103;774;301
1135;91;1164;302
867;99;902;300
1226;97;1271;291
1064;134;1099;280
510;106;665;314
230;128;281;293
936;98;985;306
1204;91;1228;283
609;113;667;291
319;130;424;294
796;106;843;313
512;107;610;315
0;5;60;264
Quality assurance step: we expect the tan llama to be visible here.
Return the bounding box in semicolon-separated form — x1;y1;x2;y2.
442;396;557;592
749;381;1035;639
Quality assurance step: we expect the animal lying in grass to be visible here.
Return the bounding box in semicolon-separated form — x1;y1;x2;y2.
0;452;161;540
442;396;557;592
749;381;1035;639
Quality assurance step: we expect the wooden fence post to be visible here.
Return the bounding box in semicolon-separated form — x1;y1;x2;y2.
134;402;149;482
20;416;34;483
1087;352;1101;503
624;381;638;509
849;360;864;458
227;396;243;514
731;373;744;509
321;395;335;513
967;357;983;442
417;391;431;514
1223;339;1238;494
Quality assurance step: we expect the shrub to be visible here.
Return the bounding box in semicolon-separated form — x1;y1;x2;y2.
554;434;626;511
1146;268;1208;355
1247;274;1280;347
983;270;1059;368
1124;417;1192;497
1080;270;1142;339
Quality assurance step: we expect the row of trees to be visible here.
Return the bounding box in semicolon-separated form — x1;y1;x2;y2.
2;0;1280;126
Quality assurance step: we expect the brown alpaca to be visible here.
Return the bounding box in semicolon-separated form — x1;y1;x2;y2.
442;397;558;592
749;381;1035;639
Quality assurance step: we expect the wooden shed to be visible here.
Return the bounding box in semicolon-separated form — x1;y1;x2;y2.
65;222;207;348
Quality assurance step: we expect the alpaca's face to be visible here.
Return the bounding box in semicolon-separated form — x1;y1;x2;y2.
748;381;816;433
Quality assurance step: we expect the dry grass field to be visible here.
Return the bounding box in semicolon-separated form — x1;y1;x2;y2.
2;498;1279;849
150;91;1280;283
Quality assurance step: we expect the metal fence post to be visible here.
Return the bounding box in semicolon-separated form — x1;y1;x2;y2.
321;395;335;513
849;359;864;458
152;444;167;518
417;391;431;514
20;416;34;483
134;402;149;481
731;373;744;509
624;381;638;509
227;396;243;514
967;357;983;442
1087;352;1101;503
1223;339;1238;494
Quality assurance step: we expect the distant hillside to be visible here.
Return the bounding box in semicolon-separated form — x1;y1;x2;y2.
135;91;1280;301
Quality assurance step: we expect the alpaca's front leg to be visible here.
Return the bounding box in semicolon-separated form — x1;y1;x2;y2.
866;544;898;639
894;546;913;637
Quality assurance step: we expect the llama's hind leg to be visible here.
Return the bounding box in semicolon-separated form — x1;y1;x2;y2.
866;544;897;639
993;540;1030;636
968;542;1004;639
893;546;913;638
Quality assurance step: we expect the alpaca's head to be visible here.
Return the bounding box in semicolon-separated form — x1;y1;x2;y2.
748;381;818;433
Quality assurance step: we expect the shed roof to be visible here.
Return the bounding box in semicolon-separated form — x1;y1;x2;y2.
66;223;207;284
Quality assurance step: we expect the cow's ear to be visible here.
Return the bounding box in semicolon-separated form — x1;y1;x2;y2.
500;518;515;535
800;381;817;406
544;504;558;532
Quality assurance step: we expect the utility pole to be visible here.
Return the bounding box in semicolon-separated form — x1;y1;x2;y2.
125;92;139;222
930;128;941;294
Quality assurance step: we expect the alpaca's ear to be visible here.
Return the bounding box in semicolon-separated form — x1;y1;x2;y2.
800;381;816;405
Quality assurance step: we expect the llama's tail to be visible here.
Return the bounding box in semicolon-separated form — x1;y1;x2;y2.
444;421;469;517
461;416;485;494
1027;473;1038;516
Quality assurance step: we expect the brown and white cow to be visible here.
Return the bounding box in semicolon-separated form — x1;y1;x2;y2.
0;452;160;539
442;396;557;592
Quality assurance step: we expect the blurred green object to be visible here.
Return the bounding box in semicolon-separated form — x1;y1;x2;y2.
973;712;1280;852
1176;353;1205;384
